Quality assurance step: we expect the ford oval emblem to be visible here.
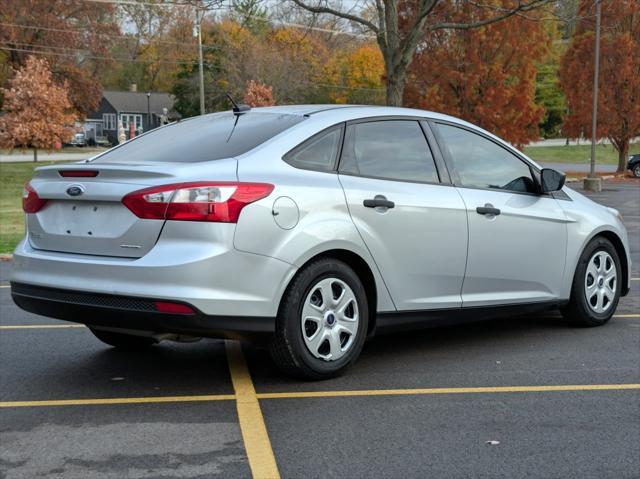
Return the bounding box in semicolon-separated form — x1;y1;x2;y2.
66;185;85;197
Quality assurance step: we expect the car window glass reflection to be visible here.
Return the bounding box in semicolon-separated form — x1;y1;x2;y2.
286;128;341;171
340;120;439;183
437;124;536;193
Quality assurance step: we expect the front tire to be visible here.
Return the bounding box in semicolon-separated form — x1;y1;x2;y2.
633;164;640;178
90;328;157;350
269;258;369;380
561;237;622;327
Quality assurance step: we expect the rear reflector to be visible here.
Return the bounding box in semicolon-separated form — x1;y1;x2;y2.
155;301;195;315
22;182;48;213
122;182;274;223
59;170;99;177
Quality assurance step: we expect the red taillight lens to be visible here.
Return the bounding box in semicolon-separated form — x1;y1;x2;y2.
59;170;99;177
22;182;47;213
122;182;274;223
155;301;195;315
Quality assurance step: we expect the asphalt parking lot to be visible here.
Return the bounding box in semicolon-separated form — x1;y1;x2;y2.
1;182;638;479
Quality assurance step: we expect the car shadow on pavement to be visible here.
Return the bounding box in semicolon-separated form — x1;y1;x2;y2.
244;313;608;391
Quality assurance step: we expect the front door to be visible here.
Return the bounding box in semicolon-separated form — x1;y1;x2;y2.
338;119;468;311
433;122;568;307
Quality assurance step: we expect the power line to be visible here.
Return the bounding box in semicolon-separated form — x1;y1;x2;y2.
0;22;200;48
0;45;198;64
0;45;385;92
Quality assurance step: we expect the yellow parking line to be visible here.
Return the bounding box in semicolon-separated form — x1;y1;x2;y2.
256;383;640;400
0;324;85;330
614;314;640;318
225;340;280;479
0;394;235;408
0;285;10;288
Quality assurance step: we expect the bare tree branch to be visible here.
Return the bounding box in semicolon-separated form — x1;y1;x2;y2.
426;0;554;31
289;0;379;33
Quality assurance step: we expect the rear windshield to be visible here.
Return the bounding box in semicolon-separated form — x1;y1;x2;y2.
92;111;305;163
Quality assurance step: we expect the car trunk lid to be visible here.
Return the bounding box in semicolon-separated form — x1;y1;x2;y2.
26;160;238;258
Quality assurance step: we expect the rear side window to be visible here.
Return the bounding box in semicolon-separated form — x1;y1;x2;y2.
339;120;440;183
92;111;305;164
284;126;342;172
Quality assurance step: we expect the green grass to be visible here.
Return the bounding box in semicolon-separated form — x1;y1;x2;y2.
523;143;640;165
0;161;61;253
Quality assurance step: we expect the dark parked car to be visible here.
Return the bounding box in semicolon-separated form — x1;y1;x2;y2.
628;154;640;178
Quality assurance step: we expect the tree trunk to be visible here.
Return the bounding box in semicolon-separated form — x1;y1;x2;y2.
386;71;406;107
33;148;38;162
617;140;629;173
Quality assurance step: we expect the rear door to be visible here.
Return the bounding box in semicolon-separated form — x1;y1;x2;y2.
432;122;568;306
338;119;468;310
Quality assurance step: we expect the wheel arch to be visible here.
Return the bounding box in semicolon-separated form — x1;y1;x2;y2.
595;230;630;296
279;248;383;337
572;229;630;297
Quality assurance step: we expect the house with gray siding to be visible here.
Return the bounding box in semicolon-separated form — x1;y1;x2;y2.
84;86;174;145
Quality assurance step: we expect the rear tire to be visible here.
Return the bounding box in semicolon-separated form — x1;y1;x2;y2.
561;237;621;327
269;258;369;380
633;164;640;178
90;328;157;350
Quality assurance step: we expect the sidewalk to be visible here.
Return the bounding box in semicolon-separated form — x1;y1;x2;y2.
537;161;618;173
0;150;106;163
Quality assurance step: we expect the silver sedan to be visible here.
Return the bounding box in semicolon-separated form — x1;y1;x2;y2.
11;105;631;379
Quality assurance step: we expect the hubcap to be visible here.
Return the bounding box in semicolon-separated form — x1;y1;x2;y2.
584;251;617;314
300;277;359;361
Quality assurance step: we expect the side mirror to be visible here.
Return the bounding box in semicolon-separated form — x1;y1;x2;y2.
540;168;566;193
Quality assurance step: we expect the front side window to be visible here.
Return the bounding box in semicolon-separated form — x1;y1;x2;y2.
436;124;536;193
284;127;342;172
339;120;439;183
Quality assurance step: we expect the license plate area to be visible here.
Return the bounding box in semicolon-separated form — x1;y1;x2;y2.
36;201;134;238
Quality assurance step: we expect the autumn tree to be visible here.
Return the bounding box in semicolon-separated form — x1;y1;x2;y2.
244;80;275;106
404;0;551;146
324;43;385;104
0;57;76;162
291;0;554;106
560;0;640;172
102;4;197;93
0;0;118;116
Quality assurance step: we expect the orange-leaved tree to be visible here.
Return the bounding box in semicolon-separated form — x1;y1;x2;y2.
324;44;385;105
0;0;118;116
404;0;551;147
560;0;640;172
243;80;275;107
0;56;76;162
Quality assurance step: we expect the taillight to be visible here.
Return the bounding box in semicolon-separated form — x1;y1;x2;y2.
122;182;274;223
22;182;47;213
59;170;99;177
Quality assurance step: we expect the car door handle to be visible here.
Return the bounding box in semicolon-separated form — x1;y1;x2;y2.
363;196;395;209
476;205;501;216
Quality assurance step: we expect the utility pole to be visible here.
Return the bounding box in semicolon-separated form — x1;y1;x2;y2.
196;7;205;116
585;0;602;192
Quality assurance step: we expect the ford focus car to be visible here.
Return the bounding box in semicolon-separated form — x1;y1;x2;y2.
11;105;631;379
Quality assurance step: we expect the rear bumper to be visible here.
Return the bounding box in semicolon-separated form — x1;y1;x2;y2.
12;222;297;318
11;282;275;340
